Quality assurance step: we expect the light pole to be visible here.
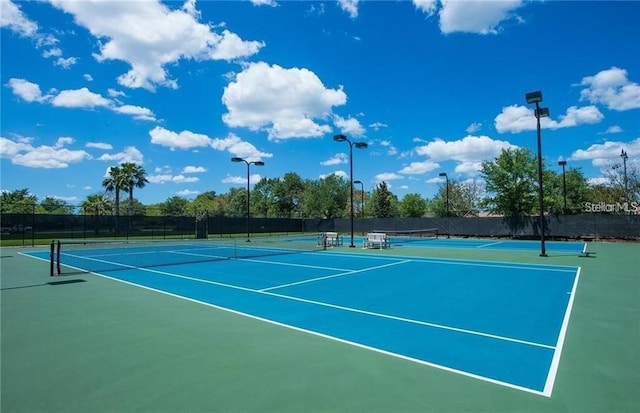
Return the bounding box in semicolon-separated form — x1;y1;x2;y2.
439;172;450;238
334;134;368;247
526;90;550;257
558;160;567;214
621;149;628;204
231;157;264;242
353;180;365;218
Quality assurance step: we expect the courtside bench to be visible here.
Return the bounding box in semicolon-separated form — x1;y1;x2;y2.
322;232;343;247
363;232;390;249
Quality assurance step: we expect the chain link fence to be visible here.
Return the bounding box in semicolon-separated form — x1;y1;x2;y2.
1;211;637;246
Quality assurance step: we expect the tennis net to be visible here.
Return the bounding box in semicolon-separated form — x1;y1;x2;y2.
53;234;326;275
371;228;439;242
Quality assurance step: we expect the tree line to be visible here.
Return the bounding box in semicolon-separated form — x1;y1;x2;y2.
1;148;637;218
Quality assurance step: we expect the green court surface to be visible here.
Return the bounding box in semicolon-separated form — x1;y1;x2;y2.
1;240;639;412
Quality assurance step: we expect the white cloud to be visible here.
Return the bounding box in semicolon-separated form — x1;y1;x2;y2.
0;136;32;157
182;166;207;174
602;125;623;134
319;170;347;180
415;135;515;163
5;78;50;103
413;0;438;15
42;48;62;58
250;0;278;7
176;189;200;197
379;140;398;156
321;153;348;166
108;88;126;98
149;127;272;161
149;126;212;150
413;0;524;35
495;105;603;133
570;137;640;169
334;115;365;137
51;87;111;108
337;0;360;19
454;161;483;175
172;174;199;183
148;174;198;184
375;172;403;182
587;177;608;186
211;133;273;161
425;176;446;184
84;74;93;82
398;160;440;175
466;122;482;134
55;137;74;148
1;0;38;38
49;0;264;90
369;122;388;131
111;104;157;121
97;146;144;164
86;142;113;150
0;136;90;169
222;173;263;185
222;62;346;140
55;56;78;69
579;67;640;111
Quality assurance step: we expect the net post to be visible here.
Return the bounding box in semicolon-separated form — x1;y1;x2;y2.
56;240;61;275
50;240;55;277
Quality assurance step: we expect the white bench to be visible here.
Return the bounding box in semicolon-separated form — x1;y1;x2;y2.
323;232;343;247
363;232;390;249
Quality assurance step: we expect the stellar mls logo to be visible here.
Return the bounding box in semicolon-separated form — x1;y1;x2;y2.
582;202;639;215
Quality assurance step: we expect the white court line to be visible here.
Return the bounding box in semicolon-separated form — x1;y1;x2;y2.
260;259;412;292
476;241;504;248
542;266;581;397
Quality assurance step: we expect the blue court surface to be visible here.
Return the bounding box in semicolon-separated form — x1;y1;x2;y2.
25;244;581;397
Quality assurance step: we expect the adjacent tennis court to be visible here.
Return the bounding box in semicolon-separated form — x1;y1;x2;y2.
24;236;579;395
3;237;638;412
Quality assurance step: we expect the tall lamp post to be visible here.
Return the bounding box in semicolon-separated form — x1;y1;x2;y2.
334;134;368;247
558;160;567;214
439;172;450;238
621;149;628;204
353;180;365;218
231;157;264;242
526;90;550;257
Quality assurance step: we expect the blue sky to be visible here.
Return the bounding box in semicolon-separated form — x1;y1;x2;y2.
1;0;639;205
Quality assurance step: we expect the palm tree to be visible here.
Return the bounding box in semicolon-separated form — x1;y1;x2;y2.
102;166;125;216
81;193;112;216
81;193;112;235
120;162;148;216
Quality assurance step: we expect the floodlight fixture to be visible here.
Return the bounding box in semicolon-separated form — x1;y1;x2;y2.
526;91;543;104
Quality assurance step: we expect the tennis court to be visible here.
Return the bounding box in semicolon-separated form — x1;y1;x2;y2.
25;237;578;395
2;236;638;412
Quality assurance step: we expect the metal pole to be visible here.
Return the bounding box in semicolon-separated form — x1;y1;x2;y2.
349;143;355;247
535;102;547;257
562;163;567;213
446;176;450;238
246;161;251;242
622;150;628;204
